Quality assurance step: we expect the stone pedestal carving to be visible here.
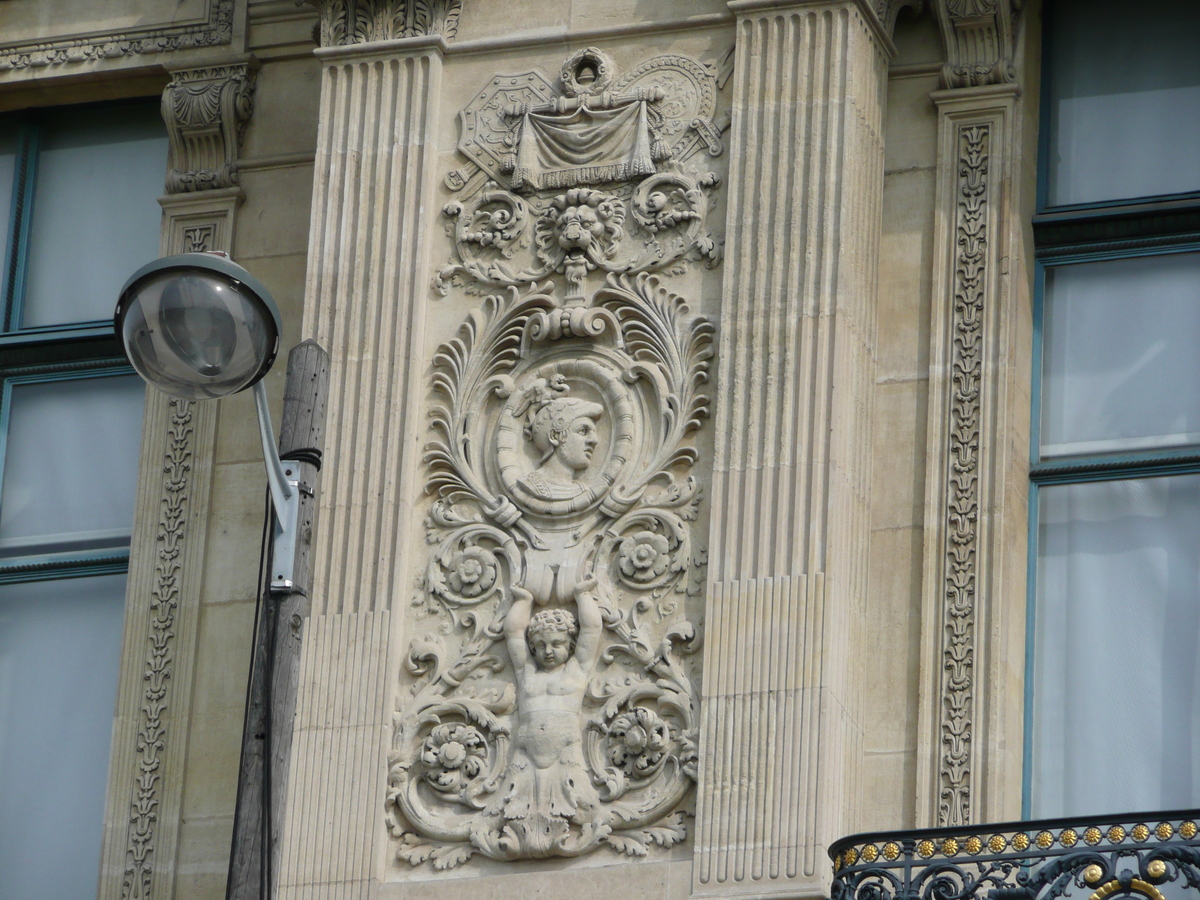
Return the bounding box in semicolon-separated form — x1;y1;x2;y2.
693;1;892;895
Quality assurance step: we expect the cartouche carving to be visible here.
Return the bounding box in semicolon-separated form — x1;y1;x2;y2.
388;273;711;866
438;50;725;298
388;46;724;871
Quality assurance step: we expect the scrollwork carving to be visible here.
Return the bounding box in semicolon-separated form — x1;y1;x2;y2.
933;0;1021;89
387;271;712;867
162;65;256;194
0;1;233;72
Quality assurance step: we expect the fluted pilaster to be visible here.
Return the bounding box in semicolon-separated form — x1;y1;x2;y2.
301;36;443;616
694;2;889;895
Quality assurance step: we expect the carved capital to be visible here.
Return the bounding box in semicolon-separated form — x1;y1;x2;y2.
932;0;1021;89
162;64;257;194
870;0;927;35
305;0;461;46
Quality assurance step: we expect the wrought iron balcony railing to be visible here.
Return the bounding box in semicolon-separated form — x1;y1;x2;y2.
830;811;1200;900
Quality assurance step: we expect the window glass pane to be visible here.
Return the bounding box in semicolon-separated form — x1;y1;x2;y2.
0;129;15;294
1046;0;1200;207
0;573;126;900
1040;252;1200;458
1032;475;1200;818
0;374;144;557
21;104;166;328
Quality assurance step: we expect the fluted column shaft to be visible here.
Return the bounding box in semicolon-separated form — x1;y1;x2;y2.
694;2;890;895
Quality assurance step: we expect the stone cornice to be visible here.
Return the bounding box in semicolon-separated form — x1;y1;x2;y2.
0;0;235;73
932;0;1021;89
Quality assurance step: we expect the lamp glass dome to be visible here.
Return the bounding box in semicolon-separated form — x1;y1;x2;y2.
115;254;280;400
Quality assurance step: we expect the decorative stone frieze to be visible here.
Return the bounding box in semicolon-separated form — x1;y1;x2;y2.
98;191;236;899
304;0;461;46
0;0;234;71
162;64;257;194
932;0;1021;89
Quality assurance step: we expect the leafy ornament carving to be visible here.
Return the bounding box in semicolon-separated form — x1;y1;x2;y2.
304;0;462;46
0;0;233;71
937;123;990;829
386;271;713;867
122;399;194;900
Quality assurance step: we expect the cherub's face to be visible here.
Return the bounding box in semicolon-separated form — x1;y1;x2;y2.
528;630;572;670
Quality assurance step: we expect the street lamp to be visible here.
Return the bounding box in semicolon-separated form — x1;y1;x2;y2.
115;251;300;591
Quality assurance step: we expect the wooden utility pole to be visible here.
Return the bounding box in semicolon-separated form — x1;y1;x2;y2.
227;340;329;900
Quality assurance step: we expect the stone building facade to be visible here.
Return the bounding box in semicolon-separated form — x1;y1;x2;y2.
0;1;1197;899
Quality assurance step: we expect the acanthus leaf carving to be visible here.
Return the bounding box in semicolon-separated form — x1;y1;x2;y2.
304;0;461;46
933;0;1021;89
936;122;990;829
162;64;256;194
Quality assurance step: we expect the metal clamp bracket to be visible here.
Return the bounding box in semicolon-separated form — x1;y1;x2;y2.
252;379;301;593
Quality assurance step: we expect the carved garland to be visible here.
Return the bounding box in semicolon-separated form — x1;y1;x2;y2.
0;0;233;71
122;399;194;900
938;123;989;829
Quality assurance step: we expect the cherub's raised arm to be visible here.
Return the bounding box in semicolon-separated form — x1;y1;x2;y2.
572;576;603;665
504;586;534;670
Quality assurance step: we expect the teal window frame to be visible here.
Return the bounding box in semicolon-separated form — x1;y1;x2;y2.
0;99;162;586
1022;1;1200;816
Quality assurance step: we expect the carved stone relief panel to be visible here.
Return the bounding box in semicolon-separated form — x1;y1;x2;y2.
386;47;728;872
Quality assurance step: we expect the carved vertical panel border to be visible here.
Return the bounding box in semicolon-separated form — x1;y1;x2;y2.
98;190;241;900
917;84;1026;830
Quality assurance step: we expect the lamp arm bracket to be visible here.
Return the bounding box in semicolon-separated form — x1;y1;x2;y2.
253;379;302;594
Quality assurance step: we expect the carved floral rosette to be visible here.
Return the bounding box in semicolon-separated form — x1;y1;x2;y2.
386;273;711;868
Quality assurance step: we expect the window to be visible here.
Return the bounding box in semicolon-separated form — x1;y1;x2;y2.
1027;0;1200;819
0;101;165;900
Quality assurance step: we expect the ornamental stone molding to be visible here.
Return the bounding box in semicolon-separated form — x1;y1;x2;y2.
304;0;461;46
932;0;1021;89
0;0;234;72
162;64;256;194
